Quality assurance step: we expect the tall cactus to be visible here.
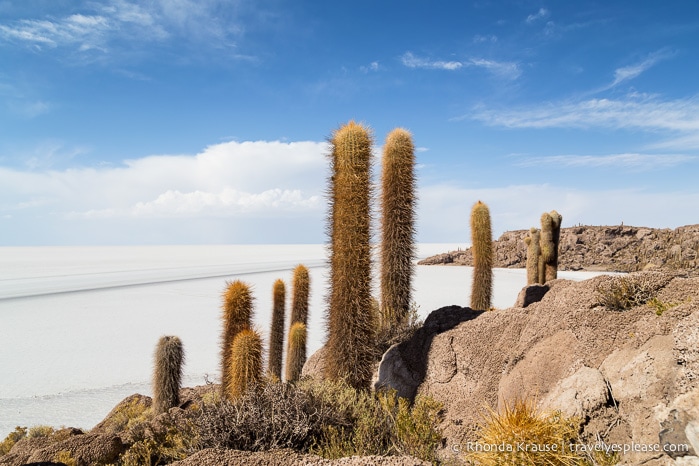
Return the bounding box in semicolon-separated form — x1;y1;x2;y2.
285;322;307;383
380;128;417;328
325;121;375;390
524;227;541;285
268;279;286;379
221;280;254;398
227;328;263;400
290;264;310;327
540;210;563;282
152;335;184;414
470;200;493;311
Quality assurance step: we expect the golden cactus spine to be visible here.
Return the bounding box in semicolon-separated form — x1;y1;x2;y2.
470;200;493;310
227;328;263;400
290;264;310;326
220;280;254;398
152;335;184;414
285;322;307;382
540;210;563;282
325;121;375;390
267;279;285;379
524;227;541;285
379;128;417;328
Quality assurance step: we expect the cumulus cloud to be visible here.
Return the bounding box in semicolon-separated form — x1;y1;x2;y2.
0;140;328;220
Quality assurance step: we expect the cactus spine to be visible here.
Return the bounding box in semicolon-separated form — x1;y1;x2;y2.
325;121;375;390
268;279;285;379
524;227;541;285
540;210;563;282
221;280;254;399
152;335;184;414
227;328;263;400
470;200;493;310
290;264;310;327
380;128;417;328
285;322;307;382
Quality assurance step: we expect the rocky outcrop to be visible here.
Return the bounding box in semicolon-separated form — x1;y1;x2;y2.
419;224;699;275
378;272;699;465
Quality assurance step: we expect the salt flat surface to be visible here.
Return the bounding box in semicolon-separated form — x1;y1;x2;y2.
0;244;608;437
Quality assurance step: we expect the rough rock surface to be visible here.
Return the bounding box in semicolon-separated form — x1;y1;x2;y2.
379;272;699;465
419;224;699;275
170;448;430;465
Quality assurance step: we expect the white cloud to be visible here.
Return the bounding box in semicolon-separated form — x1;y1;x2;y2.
0;140;328;220
473;34;497;43
401;52;520;79
401;52;463;71
526;8;550;24
611;49;674;87
516;153;696;170
470;95;699;132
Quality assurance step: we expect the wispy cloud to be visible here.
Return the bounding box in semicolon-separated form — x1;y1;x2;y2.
610;49;674;87
401;52;463;70
516;153;696;170
470;95;699;132
401;52;521;79
526;8;550;24
360;61;380;73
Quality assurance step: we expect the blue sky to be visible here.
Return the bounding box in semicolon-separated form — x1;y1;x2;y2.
1;0;698;245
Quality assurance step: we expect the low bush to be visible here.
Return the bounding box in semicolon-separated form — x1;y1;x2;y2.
0;426;27;455
594;272;671;311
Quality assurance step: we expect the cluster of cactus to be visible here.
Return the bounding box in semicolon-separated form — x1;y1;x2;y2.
286;264;310;382
380;128;417;329
525;211;563;284
220;280;262;400
470;201;493;310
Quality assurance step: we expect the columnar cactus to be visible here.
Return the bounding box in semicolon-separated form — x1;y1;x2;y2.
221;280;254;398
524;227;541;285
268;279;285;379
325;121;375;390
152;335;184;414
285;322;307;383
470;201;493;310
540;211;563;282
380;128;417;328
290;264;310;327
227;328;263;400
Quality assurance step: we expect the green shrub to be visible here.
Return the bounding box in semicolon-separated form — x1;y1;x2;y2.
594;273;668;311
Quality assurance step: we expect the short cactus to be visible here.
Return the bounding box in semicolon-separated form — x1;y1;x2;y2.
227;328;263;400
524;227;541;285
470;200;493;310
268;279;286;379
325;121;375;390
380;128;417;328
152;335;184;414
290;264;310;326
285;322;307;382
221;280;254;398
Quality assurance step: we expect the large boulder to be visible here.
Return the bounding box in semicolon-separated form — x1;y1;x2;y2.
401;272;699;465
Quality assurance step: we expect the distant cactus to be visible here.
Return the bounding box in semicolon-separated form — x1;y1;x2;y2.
221;280;254;398
380;128;417;328
285;322;307;382
290;264;310;326
470;201;493;310
524;228;541;285
152;335;184;414
540;211;563;282
268;279;286;379
325;121;375;390
227;328;263;400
